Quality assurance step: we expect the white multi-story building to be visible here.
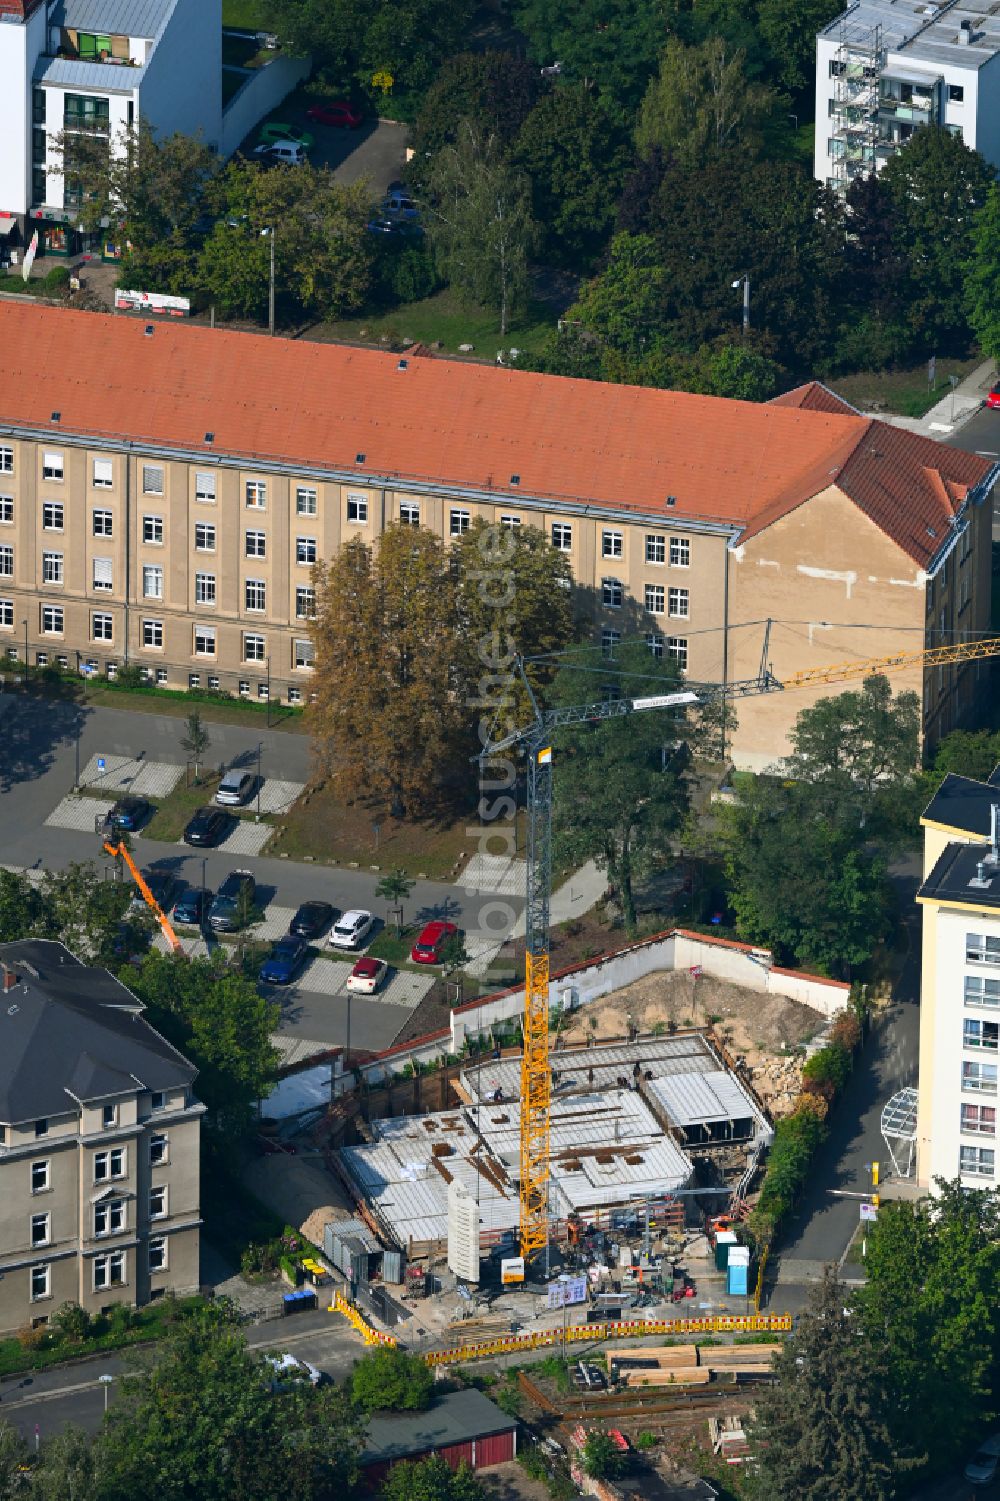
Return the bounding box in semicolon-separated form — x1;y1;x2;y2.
0;0;221;259
916;770;1000;1191
815;0;1000;192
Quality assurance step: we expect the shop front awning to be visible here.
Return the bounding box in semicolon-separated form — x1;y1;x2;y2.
0;217;15;237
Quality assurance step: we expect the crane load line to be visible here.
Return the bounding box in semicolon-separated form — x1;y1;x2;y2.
779;633;1000;691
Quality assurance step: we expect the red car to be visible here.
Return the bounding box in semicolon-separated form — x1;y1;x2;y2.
987;383;1000;410
410;920;458;965
306;100;363;128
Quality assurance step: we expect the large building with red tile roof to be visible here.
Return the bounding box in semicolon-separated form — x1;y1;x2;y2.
0;303;994;764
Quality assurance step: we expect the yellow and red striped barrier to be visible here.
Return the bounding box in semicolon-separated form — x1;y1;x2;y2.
422;1312;791;1368
330;1290;397;1347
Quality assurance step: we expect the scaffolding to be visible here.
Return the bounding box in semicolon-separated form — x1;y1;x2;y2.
830;17;882;189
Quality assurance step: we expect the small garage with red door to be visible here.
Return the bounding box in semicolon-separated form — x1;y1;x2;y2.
361;1388;518;1488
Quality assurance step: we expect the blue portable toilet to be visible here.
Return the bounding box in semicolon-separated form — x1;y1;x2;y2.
727;1246;750;1297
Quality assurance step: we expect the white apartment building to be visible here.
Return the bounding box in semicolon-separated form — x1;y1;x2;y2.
0;0;221;259
815;0;1000;192
916;770;1000;1191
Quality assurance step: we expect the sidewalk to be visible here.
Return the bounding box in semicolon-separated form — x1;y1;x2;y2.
872;356;996;439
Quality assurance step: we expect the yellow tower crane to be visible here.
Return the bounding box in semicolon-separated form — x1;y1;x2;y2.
482;626;1000;1262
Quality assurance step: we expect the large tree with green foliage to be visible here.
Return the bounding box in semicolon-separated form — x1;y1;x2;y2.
264;0;472;96
411;51;540;167
748;1271;897;1500
836;171;913;372
37;862;139;965
351;1347;434;1413
853;1182;1000;1480
931;727;1000;782
882;127;993;351
425;123;538;335
756;0;844;95
636;36;778;166
965;182;1000;363
511;84;630;268
514;0;669;114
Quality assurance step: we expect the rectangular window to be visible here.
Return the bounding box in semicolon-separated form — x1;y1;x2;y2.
245;579;266;612
0;545;11;578
30;1264;49;1302
646;633;664;659
42;552;63;585
93;1251;126;1290
668;636;688;671
0;447;12;473
949;83;964;102
245;531;266;559
288;687;302;705
450;509;471;536
142;566;163;600
243;633;265;662
0;600;13;629
92;612;113;642
149;1133;168;1166
194;523;215;552
961;1103;996;1135
142;515;163;545
102;1104;117;1129
964;1019;999;1051
499;514;521;529
142;619;163;649
195;574;216;606
602;530;623;559
670;537;690;567
347;494;368;524
645;584;664;615
149;1185;167;1219
238;680;250;697
42;501;63;531
0;497;11;524
148;1236;167;1272
42;452;63;482
965;975;1000;1008
195;471;216;503
601;629;621;659
296;537;317;566
962;1061;998;1093
93;1147;125;1182
646;534;665;565
551;523;572;552
296;486;317;516
151;1092;165;1112
295;586;316;619
194;626;216;657
142;465;163;495
94;1199;125;1236
245;480;266;509
30;1213;50;1247
155;667;167;684
602;578;623;609
189;674;200;691
207;676;219;691
92;457;113;489
668;587;690;619
93;557;113;592
399;501;420;526
294;638;314;670
31;1161;49;1194
41;606;63;636
960;1145;995;1176
35;1119;48;1139
92;508;113;537
967;934;1000;966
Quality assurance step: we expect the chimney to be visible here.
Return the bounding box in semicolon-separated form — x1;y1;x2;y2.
959;18;972;42
1;966;16;995
989;803;1000;866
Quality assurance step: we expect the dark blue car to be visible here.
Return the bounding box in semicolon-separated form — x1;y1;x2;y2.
259;935;308;986
172;888;211;926
108;795;151;832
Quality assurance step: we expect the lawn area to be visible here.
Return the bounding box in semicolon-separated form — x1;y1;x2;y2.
222;0;267;28
0;1295;206;1379
269;783;478;879
143;771;223;842
323;288;558;361
832;354;983;418
83;683;306;730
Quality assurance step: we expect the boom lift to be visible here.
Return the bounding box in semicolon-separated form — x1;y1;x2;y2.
97;816;182;953
482;626;1000;1261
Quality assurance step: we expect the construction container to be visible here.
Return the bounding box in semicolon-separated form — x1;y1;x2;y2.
382;1249;405;1284
323;1218;383;1283
715;1230;738;1271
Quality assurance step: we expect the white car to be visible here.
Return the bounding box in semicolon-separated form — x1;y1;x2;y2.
329;909;374;949
965;1433;1000;1485
265;1352;323;1391
346;956;388;994
253;140;305;166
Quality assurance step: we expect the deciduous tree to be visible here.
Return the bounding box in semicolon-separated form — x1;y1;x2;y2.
381;1455;486;1501
514;0;669;114
0;868;44;943
265;0;472;96
756;0;844;95
37;862;136;965
180;710;210;782
636;37;778;166
965;182;1000;363
412;51;540;166
351;1347;434;1413
787;674;920;830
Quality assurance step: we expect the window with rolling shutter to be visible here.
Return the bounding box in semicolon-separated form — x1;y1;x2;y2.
93;557;113;592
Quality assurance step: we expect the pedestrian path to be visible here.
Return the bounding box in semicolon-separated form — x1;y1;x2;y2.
871;356;995;439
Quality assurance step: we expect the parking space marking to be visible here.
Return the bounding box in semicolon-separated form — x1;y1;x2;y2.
45;794;115;832
80;755;183;798
175;820;273;858
460;853;525;896
253;779;304;815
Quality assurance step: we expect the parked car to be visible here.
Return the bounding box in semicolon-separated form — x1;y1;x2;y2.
306;100;362;128
289;901;336;939
366;216;424;238
208;869;256;931
252;141;305;167
346;956;388;994
182;806;230;847
965;1433;1000;1485
172;888;211;925
266;1353;324;1392
410;920;458;965
257;121;314;148
259;934;308;985
131;869;178;915
987;383;1000;411
108;795;151;832
383;191;418;220
215;769;255;806
329;909;374;949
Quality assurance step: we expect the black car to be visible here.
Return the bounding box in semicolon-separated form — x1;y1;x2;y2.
172;888;211;925
183;806;229;847
131;869;178;915
289;901;336;940
108;795;152;833
208;869;256;931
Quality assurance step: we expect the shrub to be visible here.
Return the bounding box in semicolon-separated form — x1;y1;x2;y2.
114;663;146;692
830;1011;861;1052
583;1431;628;1480
43;264;71;292
351;1347;434;1413
635;1430;658;1450
279;1254;302;1286
801;1039;851;1095
107;1303;138;1338
53;1302;91;1342
16;1324;47;1352
240;1240;279;1278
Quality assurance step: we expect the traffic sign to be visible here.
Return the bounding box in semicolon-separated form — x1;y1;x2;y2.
860;1202;878;1223
97;756;106;773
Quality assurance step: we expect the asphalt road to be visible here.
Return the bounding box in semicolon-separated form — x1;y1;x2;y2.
945;405;1000;540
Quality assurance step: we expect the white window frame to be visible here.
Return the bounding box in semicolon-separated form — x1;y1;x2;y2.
961;1103;996;1136
195;471;216;503
93;556;113;593
551;523;572;552
0;544;12;578
450;509;471;536
30;1212;50;1248
41;605;63;636
645;584;664;615
42;551;64;585
602;578;623;609
959;1144;995;1177
668;587;690;619
399;501;420;526
94;1146;126;1183
149;1185;168;1220
194;523;216;553
245;579;266;613
967;934;1000;966
92;508;113;537
148;1236;167;1273
149;1132;168;1166
0;600;13;630
142;618;163;650
29;1263;50;1302
42;501;63;531
93;1250;126;1290
294;638;314;670
194;573;216;607
646;534;666;565
42;451;63;482
670;537;690;567
245;530;266;559
142;465;163;496
668;636;688;671
30;1160;50;1194
347;494;368;524
102;1104;117;1129
194;625;216;657
0;447;12;474
499;514;521;529
142;565;163;600
94;1198;125;1237
245;480;267;509
243;633;266;663
296;486;317;516
92;612;113;643
296;537;317;566
0;496;11;524
601;529;623;559
92;457;113;489
142;514;163;546
601;629;621;659
295;586;316;619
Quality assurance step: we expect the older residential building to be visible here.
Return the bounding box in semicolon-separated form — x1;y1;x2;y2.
0;303;994;768
0;938;203;1333
916;771;1000;1191
815;0;1000;192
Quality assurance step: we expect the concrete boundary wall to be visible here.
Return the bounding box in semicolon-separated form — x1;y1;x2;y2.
221;53;311;157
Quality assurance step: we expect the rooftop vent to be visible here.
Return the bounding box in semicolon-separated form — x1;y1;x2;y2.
144;324;154;335
355;452;366;464
959;17;972;42
970;860;992;889
666;494;677;506
510;474;520;485
204;432;214;444
397;359;408;371
927;526;937;538
50;411;60;422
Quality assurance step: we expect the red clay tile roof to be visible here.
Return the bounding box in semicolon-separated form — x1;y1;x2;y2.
769;381;859;417
0;304;991;567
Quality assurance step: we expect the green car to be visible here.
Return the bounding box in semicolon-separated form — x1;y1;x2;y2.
257;122;314;150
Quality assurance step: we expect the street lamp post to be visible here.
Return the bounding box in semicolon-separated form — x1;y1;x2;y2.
201;856;208;930
22;618;28;682
256;741;262;816
99;1373;113;1412
265;656;271;728
731;274;750;336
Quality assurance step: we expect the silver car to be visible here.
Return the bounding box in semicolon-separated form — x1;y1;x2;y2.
215;770;254;806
